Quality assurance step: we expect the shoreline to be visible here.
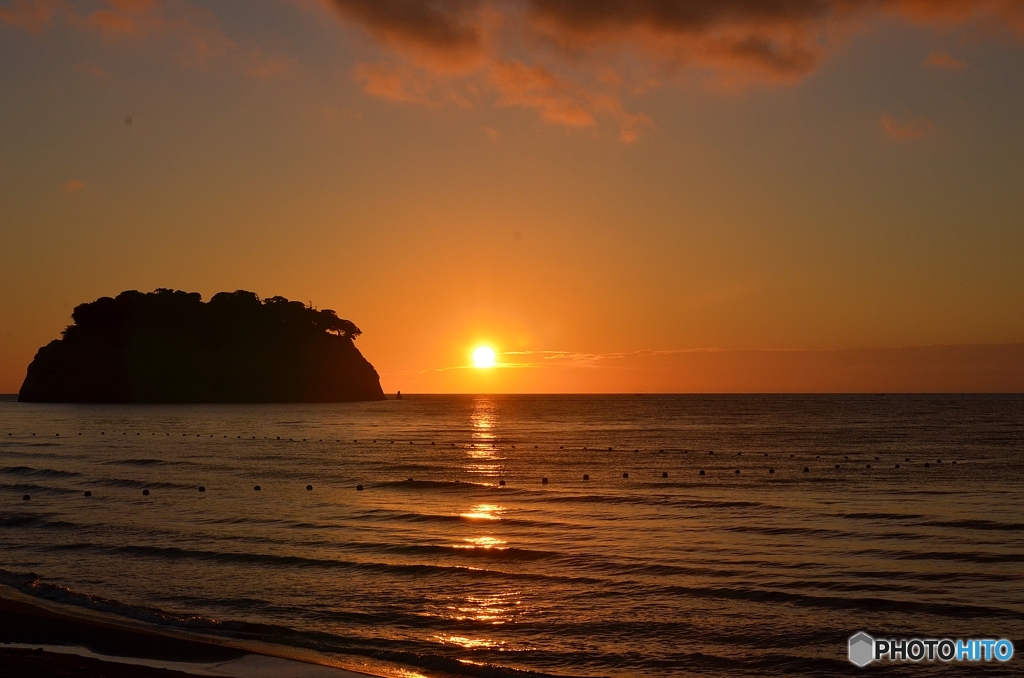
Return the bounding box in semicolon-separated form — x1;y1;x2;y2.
0;587;380;678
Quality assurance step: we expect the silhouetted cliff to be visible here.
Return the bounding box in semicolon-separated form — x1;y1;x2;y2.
18;289;386;403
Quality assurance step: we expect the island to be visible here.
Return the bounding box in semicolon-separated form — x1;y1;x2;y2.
18;289;386;403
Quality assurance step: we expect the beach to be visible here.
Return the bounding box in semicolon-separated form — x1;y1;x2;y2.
0;591;372;678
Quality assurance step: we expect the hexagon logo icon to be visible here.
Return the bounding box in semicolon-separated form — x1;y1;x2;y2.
849;632;875;667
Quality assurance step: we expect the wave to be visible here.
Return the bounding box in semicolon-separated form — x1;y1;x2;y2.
0;513;78;530
0;483;82;495
653;582;1024;621
0;466;80;479
0;569;573;678
92;478;198;490
40;543;604;585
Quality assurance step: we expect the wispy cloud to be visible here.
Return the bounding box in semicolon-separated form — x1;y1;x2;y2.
880;114;937;141
1;0;297;79
324;0;1024;139
925;51;968;70
61;179;85;192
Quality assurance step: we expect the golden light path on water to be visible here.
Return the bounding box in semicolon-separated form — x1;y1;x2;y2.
437;397;523;651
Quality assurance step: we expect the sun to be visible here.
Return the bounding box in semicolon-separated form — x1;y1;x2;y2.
472;346;497;369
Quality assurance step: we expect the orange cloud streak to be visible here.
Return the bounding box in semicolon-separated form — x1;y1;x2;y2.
2;0;294;79
322;0;1024;138
925;50;968;69
880;114;937;141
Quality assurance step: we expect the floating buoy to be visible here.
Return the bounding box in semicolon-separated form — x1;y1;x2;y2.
764;453;768;457
735;469;740;474
874;456;879;461
866;464;871;469
142;489;150;496
835;464;840;469
356;485;363;491
803;467;809;472
306;485;313;491
608;447;613;451
904;458;909;462
952;461;958;465
737;452;742;456
662;472;668;478
937;459;942;464
559;446;564;449
925;463;930;468
583;446;588;450
622;472;629;478
499;480;506;487
583;474;590;481
254;485;261;491
895;464;901;468
699;469;705;476
634;449;639;453
844;455;849;460
431;442;436;446
84;491;91;497
56;433;59;437
22;495;30;501
199;486;205;492
769;468;774;474
709;451;714;456
816;455;820;459
541;477;549;484
659;449;664;453
407;477;414;482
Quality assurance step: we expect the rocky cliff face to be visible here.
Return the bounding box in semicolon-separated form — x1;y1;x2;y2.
19;289;386;403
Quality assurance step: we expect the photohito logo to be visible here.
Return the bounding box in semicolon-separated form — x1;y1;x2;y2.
849;632;1014;666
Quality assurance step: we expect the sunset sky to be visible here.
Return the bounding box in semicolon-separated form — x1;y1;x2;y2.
2;0;1023;393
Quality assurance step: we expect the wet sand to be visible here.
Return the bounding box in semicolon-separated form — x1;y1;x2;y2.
0;594;372;678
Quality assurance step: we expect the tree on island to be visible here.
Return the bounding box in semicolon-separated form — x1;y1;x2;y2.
18;289;386;403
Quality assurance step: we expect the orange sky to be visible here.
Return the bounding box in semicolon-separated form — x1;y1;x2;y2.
1;0;1024;393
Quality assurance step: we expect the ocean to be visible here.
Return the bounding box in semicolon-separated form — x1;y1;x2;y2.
1;394;1022;677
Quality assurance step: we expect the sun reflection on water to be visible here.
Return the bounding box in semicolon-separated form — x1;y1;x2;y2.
464;397;506;477
433;634;506;649
459;504;504;520
455;536;507;549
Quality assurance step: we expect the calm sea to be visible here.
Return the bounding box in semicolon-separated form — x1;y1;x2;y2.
1;395;1022;677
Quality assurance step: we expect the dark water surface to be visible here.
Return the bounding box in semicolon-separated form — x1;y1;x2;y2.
1;395;1022;677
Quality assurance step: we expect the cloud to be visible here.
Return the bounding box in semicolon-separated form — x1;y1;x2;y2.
3;0;296;79
925;50;967;70
488;60;596;127
880;114;937;141
75;61;109;77
354;61;438;104
61;179;85;192
321;0;1024;138
0;0;62;32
